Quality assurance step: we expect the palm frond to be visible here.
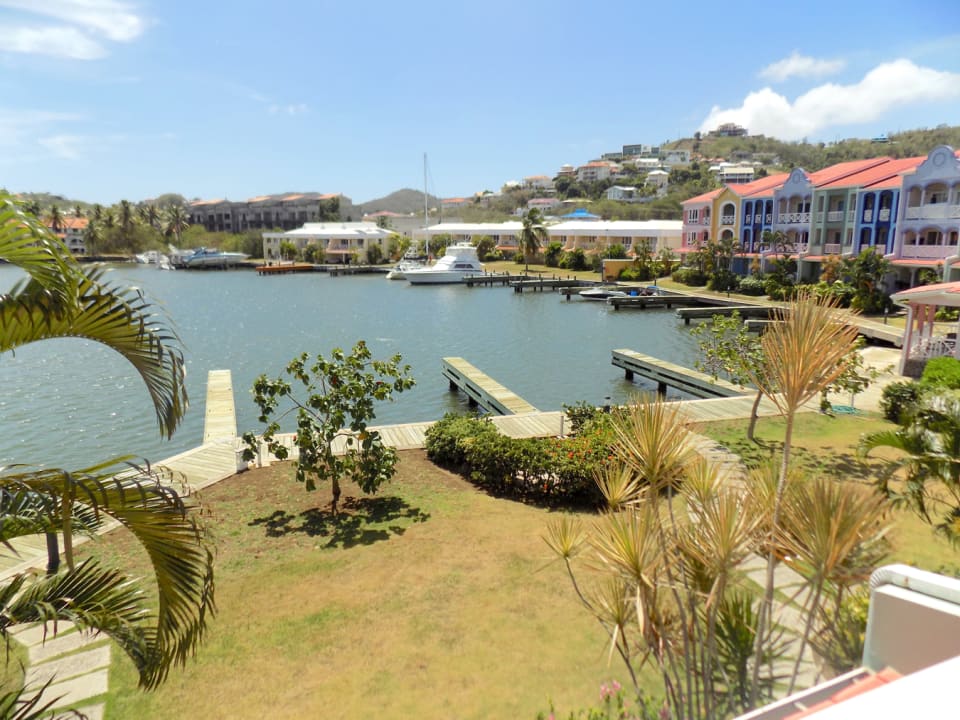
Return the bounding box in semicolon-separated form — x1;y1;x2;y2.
0;195;76;295
0;270;187;438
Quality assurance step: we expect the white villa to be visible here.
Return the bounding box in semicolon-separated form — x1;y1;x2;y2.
262;222;394;263
413;220;683;256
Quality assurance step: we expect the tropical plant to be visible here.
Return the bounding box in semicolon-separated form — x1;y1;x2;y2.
243;341;415;514
164;205;190;246
0;192;215;698
546;395;890;719
47;205;63;233
519;208;549;271
860;392;960;544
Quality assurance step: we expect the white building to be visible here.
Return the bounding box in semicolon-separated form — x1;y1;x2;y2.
606;185;640;202
262;222;394;263
548;219;683;254
414;221;525;250
576;161;619;183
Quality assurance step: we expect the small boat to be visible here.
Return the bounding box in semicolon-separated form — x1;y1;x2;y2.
404;243;485;285
135;250;163;264
579;287;628;301
181;247;248;268
385;256;425;280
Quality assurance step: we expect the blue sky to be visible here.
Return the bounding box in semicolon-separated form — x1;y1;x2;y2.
2;0;959;206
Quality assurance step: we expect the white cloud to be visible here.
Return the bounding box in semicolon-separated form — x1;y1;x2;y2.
269;103;308;116
0;0;146;59
700;59;960;140
38;133;85;159
0;25;105;59
759;51;846;82
0;109;83;144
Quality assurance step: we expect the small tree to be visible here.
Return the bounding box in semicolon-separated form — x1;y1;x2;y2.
243;341;415;513
519;208;548;271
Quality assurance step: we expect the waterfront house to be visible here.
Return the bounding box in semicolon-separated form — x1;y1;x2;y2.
549;219;682;256
45;216;88;256
262;221;392;263
415;222;525;254
891;145;960;284
190;192;355;233
680;188;722;252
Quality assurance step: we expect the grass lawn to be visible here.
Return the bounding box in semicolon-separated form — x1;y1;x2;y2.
698;411;958;571
96;451;636;719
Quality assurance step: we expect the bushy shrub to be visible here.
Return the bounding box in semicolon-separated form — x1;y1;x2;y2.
423;411;611;505
423;413;498;468
707;273;739;292
544;241;564;267
672;267;708;286
562;400;604;434
560;248;589;271
921;356;960;390
879;380;922;423
935;307;959;322
737;275;766;296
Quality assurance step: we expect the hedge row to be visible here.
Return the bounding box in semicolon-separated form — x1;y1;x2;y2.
423;413;611;506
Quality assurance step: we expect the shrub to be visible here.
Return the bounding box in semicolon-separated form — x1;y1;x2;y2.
879;380;922;423
738;275;766;296
935;307;959;322
544;241;564;267
423;413;498;468
672;267;708;286
560;248;589;271
921;356;960;390
562;400;604;435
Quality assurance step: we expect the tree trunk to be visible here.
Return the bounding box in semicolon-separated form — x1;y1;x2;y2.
45;532;60;576
331;477;341;515
747;390;763;442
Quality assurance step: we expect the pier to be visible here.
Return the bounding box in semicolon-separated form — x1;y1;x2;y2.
611;349;747;398
606;294;699;310
675;304;772;324
256;263;322;275
463;273;530;287
441;357;539;415
513;278;596;293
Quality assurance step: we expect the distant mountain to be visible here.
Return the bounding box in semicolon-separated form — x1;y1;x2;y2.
359;188;442;216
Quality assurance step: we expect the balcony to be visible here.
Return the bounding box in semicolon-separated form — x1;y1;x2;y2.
720;215;735;225
816;212;824;223
905;204;960;220
824;243;841;254
900;244;956;259
879;208;891;222
826;210;844;222
910;336;957;361
779;212;811;224
765;213;773;224
863;209;874;223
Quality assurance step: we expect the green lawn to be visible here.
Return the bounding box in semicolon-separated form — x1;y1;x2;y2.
698;411;958;570
96;451;635;719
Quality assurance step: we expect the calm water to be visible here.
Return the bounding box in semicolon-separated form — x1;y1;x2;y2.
0;265;701;469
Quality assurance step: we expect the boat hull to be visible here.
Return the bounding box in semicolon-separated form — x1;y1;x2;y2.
405;271;481;285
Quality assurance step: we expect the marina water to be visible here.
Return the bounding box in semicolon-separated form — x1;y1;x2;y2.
0;265;702;469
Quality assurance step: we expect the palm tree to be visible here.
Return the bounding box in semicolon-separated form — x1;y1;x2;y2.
118;199;135;247
47;205;63;233
0;192;214;693
165;205;190;246
518;208;548;272
83;220;102;257
72;204;84;220
860;393;960;544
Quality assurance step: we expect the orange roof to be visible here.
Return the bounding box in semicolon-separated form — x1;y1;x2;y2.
819;156;925;190
783;668;902;720
45;217;88;230
683;188;723;205
808;157;892;187
189;198;226;206
282;194;304;201
731;172;791;198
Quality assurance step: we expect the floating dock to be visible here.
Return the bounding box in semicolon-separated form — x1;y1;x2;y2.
675;304;772;324
441;357;538;415
513;278;595;293
611;349;747;398
606;294;698;310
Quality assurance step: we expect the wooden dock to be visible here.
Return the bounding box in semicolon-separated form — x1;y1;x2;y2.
441;357;538;415
606;294;701;310
612;349;747;398
512;278;595;293
256;263;321;275
676;304;772;324
203;369;238;443
463;273;530;287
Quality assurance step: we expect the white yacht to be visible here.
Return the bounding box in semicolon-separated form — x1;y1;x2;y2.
385;255;425;280
404;243;485;285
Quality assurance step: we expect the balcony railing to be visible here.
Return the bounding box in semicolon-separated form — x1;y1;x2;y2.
863;209;874;223
720;215;735;225
779;212;811;224
910;336;957;361
900;244;956;259
848;210;855;222
824;243;841;254
878;208;891;221
765;213;773;224
905;204;960;220
826;210;844;222
816;212;824;223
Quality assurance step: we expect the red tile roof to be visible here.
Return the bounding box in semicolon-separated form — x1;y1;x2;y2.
808;157;892;187
783;667;902;720
682;188;723;205
819;156;925;189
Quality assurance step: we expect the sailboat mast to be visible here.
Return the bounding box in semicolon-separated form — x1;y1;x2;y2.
423;152;429;259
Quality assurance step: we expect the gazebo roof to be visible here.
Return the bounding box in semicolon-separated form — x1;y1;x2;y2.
891;281;960;308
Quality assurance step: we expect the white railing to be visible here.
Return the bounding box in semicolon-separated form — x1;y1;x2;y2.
848;211;855;222
816;212;824;223
900;244;954;259
794;243;809;254
766;213;773;224
827;210;844;222
720;216;735;225
878;208;891;221
911;336;957;360
779;212;811;224
905;204;960;220
824;243;841;254
863;209;874;223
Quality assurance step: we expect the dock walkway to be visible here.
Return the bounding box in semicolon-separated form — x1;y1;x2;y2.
612;349;747;398
441;357;539;415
